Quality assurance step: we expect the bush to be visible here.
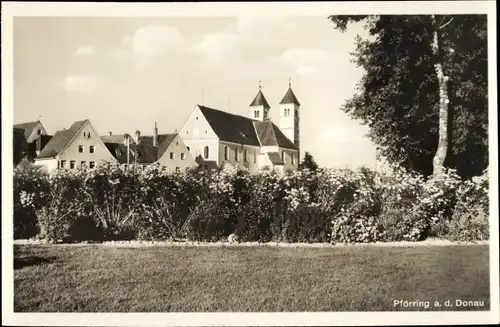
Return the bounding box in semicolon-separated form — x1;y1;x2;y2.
12;162;490;243
286;204;331;243
36;169;85;243
446;170;489;242
13;168;49;239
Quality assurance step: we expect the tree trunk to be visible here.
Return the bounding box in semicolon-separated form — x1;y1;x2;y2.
431;15;450;178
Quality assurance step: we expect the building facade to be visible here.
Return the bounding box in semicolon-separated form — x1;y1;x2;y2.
179;83;301;173
35;119;118;172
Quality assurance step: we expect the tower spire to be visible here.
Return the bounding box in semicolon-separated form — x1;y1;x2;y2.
258;80;262;90
289;77;292;88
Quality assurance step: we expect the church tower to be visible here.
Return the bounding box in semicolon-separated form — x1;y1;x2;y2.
279;80;301;158
249;82;271;122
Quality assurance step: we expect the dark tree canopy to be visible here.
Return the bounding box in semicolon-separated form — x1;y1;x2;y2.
299;152;319;171
328;15;488;178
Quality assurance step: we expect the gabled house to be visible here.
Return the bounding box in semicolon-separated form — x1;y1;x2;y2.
14;120;48;143
178;83;301;173
13;120;52;165
35;119;117;171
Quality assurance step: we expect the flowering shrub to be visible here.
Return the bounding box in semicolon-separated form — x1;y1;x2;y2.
446;169;489;241
13;167;49;239
376;164;427;241
36;168;86;243
12;162;490;243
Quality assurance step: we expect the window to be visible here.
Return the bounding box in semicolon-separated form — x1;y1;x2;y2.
253;151;257;163
244;149;248;162
181;153;185;160
235;148;239;161
38;130;41;135
281;151;285;164
57;161;60;169
176;141;179;146
204;146;209;159
90;146;95;153
60;160;67;168
81;161;86;167
224;146;228;160
205;130;208;134
175;167;180;173
89;161;96;168
186;146;190;152
284;109;289;117
70;160;76;169
170;152;175;159
254;110;260;119
78;145;84;153
291;153;295;165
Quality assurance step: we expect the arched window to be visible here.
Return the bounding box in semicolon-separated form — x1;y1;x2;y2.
186;146;190;152
224;146;228;160
204;146;209;159
244;149;248;162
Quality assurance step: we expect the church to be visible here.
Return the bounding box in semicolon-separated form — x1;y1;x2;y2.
179;82;301;173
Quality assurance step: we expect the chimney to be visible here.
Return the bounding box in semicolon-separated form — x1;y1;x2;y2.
135;130;141;143
109;131;112;136
153;122;158;147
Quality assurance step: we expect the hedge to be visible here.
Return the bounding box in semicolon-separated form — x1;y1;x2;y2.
13;162;489;244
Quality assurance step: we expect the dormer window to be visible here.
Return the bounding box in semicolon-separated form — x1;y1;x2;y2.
254;110;260;119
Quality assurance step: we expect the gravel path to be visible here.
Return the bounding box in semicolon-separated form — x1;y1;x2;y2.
13;238;489;248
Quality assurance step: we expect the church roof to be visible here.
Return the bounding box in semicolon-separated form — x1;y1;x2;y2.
37;120;88;159
253;121;297;150
14;121;41;140
280;87;300;106
249;90;271;108
197;105;298;150
198;105;261;146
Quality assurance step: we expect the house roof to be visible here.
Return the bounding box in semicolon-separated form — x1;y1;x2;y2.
267;152;284;165
27;135;53;152
253;121;297;150
104;143;131;164
37;120;87;159
14;121;40;139
105;133;179;164
133;143;159;164
279;87;301;106
100;134;135;144
198;105;261;146
249;90;270;108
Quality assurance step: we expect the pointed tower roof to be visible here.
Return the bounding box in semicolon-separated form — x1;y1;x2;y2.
280;82;301;106
250;83;271;108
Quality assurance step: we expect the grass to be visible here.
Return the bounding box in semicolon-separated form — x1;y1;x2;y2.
14;244;490;312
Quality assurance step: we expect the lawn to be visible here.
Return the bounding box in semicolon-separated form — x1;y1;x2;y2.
14;244;490;312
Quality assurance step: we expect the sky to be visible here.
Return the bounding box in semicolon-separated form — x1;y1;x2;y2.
13;16;378;169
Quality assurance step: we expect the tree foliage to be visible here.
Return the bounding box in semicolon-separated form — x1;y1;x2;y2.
328;15;488;178
299;152;319;171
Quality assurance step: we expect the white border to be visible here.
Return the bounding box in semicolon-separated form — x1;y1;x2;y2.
2;1;498;326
